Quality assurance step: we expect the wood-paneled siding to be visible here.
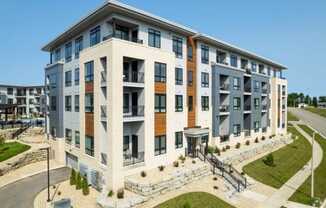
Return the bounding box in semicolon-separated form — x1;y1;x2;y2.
187;37;197;127
155;82;166;136
85;81;94;136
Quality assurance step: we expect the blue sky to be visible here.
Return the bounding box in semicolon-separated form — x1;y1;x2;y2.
0;0;325;96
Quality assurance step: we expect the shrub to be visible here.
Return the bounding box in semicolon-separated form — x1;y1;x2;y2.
213;186;218;190
117;188;124;199
183;201;191;208
107;190;114;197
213;177;217;181
270;134;275;139
70;169;76;185
158;165;165;171
226;145;230;150
179;155;186;163
192;160;196;164
214;147;221;156
255;137;259;143
222;147;226;152
235;143;241;149
76;172;82;190
241;172;245;175
207;146;214;154
245;140;250;146
141;171;147;177
0;136;5;145
57;191;61;196
173;161;179;167
264;153;275;167
82;177;89;195
261;136;266;141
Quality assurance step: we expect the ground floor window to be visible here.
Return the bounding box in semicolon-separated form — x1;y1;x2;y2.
254;121;260;132
75;131;80;148
123;135;130;152
175;132;183;149
155;135;166;156
85;135;94;156
233;124;241;137
65;128;72;144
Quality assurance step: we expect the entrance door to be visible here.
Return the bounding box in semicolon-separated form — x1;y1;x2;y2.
187;137;197;157
132;135;138;158
132;92;138;116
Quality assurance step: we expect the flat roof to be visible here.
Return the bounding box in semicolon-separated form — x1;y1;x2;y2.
42;0;287;70
0;84;44;88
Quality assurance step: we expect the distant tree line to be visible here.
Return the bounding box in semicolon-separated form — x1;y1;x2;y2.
288;93;326;107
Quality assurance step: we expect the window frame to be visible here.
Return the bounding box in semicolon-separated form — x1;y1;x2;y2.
175;132;183;149
175;95;183;112
175;68;183;85
187;71;193;86
148;28;161;48
75;131;80;148
233;77;241;90
155;135;166;156
173;36;183;58
65;42;72;63
254;98;260;109
85;93;94;113
154;62;166;83
230;54;238;68
85;135;94;156
201;96;209;111
90;26;101;47
155;94;166;113
74;95;79;112
65;71;72;87
74;68;80;86
201;72;209;88
233;124;241;137
75;36;83;59
65;128;72;144
233;97;241;110
65;96;72;112
201;45;209;64
85;61;94;82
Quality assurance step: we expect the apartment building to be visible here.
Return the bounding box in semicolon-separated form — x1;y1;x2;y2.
0;84;45;118
42;0;288;191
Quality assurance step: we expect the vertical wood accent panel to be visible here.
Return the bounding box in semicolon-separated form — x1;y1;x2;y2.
187;37;197;127
155;82;166;136
85;81;94;136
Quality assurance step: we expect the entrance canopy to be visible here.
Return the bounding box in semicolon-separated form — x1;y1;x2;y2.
184;127;209;138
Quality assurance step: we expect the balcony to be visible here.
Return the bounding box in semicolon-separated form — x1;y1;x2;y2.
123;151;144;167
219;105;229;113
262;105;268;111
244;86;251;93
220;84;230;92
101;71;107;87
103;33;143;44
100;105;107;122
262;88;268;94
123;71;144;84
244;105;251;112
123;105;144;122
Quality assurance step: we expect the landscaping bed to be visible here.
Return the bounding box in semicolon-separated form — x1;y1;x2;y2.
289;124;326;206
0;142;31;162
155;192;235;208
243;127;311;189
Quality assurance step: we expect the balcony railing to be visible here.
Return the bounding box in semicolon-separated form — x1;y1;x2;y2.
220;83;229;91
262;105;268;110
123;72;144;83
244;86;251;93
123;151;145;166
219;105;229;112
262;89;268;94
123;105;144;117
102;33;144;44
244;105;251;111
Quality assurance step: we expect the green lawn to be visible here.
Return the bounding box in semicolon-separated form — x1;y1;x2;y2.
289;125;326;205
0;142;31;162
288;111;299;121
243;127;311;189
305;107;326;118
155;192;235;208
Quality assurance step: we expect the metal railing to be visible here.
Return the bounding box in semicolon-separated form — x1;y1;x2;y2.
262;88;268;94
123;71;144;83
244;86;251;93
102;33;144;44
244;105;251;111
123;105;144;117
123;151;144;166
219;105;229;112
262;105;268;110
220;83;229;91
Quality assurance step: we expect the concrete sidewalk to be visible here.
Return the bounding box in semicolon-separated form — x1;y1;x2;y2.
263;124;323;208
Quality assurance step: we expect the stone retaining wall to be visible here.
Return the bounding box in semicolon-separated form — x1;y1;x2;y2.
0;149;48;176
0;128;19;140
124;164;211;197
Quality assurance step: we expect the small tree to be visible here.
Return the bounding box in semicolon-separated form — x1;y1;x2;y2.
264;153;275;167
183;201;191;208
76;172;82;190
82;177;89;195
70;169;76;185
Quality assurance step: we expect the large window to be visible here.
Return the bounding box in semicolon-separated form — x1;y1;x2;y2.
233;124;241;137
155;135;166;156
50;96;56;111
85;135;94;156
74;95;79;112
85;93;94;113
74;68;79;85
188;71;193;86
85;61;94;82
254;80;260;92
90;26;101;46
65;42;72;63
175;95;183;112
233;77;240;90
201;45;209;64
187;45;193;60
175;68;183;85
148;28;161;48
65;128;72;144
254;98;260;109
155;62;166;82
75;131;80;148
251;62;257;72
7;88;13;95
75;36;83;59
54;48;61;62
233;97;241;110
155;94;166;113
65;71;72;87
230;54;238;67
201;72;209;87
65;96;72;111
254;121;260;132
173;36;183;58
175;132;183;149
201;96;209;111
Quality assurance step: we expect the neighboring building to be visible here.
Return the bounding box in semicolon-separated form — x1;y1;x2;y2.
298;103;308;108
42;1;288;191
0;84;45;118
318;102;326;108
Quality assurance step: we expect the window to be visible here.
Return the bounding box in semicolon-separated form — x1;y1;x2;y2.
187;45;193;60
155;62;166;82
49;74;57;89
188;96;193;111
74;68;79;85
7;88;13;95
175;95;183;112
251;62;257;72
267;67;271;76
123;136;130;152
65;42;72;62
75;36;83;58
75;95;79;112
201;45;209;64
254;81;260;92
230;55;238;67
90;26;100;46
254;98;260;109
85;93;93;113
155;135;166;155
188;71;193;86
254;121;260;132
54;48;61;62
259;64;265;74
201;96;209;111
233;77;240;90
148;28;161;48
173;36;183;58
85;135;94;156
175;132;183;149
201;72;209;87
216;50;227;64
123;93;129;113
233;124;241;137
155;94;166;113
65;71;72;87
65;96;72;111
65;128;72;144
115;25;129;40
75;131;80;148
175;68;183;85
50;96;56;111
233;97;241;110
85;61;94;82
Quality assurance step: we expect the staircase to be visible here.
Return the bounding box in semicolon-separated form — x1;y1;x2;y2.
11;122;32;139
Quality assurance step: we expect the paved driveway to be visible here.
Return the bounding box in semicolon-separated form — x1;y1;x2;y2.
0;167;70;208
289;107;326;137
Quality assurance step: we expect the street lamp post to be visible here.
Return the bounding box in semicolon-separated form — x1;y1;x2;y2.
311;131;315;199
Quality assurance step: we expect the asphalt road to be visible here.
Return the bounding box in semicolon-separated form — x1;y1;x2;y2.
289;107;326;137
0;167;70;208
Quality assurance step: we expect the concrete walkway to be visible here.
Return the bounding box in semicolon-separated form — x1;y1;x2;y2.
263;123;323;208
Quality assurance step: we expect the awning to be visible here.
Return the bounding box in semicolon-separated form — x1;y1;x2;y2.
184;127;209;138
